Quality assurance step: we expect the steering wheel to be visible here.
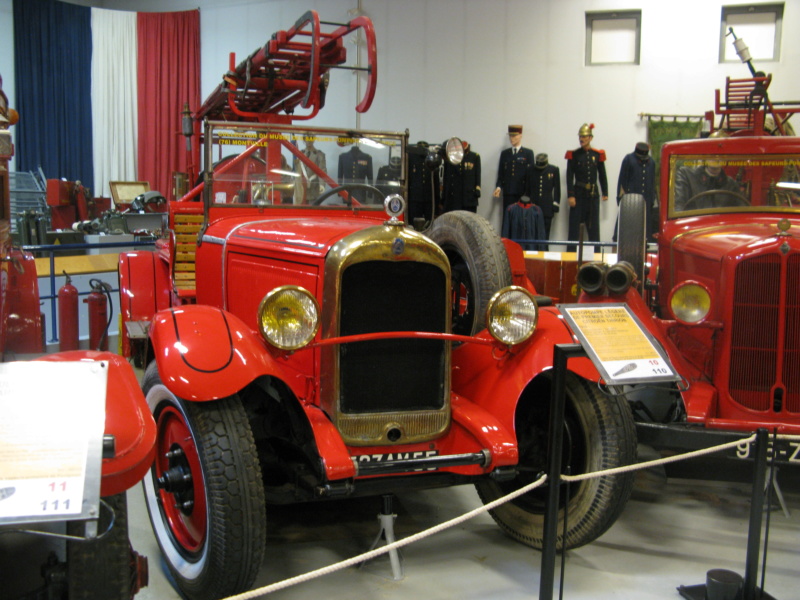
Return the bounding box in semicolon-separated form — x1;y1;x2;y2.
313;184;384;207
682;189;750;211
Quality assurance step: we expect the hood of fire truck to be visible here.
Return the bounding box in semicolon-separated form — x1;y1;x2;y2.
206;214;389;258
667;216;799;263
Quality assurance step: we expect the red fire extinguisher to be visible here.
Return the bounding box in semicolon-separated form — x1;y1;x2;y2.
85;279;111;351
58;271;79;351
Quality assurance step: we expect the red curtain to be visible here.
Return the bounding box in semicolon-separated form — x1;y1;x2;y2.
137;10;200;199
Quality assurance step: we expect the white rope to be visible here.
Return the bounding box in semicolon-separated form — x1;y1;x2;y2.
562;432;758;482
222;431;760;600
224;474;549;600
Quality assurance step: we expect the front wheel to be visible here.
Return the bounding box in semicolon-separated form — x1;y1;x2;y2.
141;362;266;600
475;372;636;550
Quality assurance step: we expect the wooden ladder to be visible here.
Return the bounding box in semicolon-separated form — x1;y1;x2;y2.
173;213;204;297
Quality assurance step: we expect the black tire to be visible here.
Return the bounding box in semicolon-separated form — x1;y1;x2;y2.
475;372;636;550
617;193;647;292
67;493;140;600
427;211;512;336
141;362;266;600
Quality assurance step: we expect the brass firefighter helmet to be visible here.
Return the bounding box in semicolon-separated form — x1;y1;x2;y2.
578;123;594;137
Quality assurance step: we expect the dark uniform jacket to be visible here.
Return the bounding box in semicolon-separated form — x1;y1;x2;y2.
376;161;402;197
617;152;655;204
565;147;608;199
338;146;373;202
496;146;534;196
442;146;481;212
530;163;561;218
407;143;440;222
502;202;546;250
338;147;372;182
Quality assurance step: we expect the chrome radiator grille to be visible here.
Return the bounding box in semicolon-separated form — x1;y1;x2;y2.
729;253;800;413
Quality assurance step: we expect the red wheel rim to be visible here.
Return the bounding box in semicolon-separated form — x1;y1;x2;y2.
154;405;208;554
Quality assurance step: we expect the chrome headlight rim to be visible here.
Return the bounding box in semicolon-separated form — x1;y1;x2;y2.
668;280;712;325
485;285;539;346
257;285;320;351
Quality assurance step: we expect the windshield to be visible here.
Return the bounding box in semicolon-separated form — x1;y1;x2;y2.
669;154;800;217
200;122;407;209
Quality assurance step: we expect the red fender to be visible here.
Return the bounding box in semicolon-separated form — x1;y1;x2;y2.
35;351;156;496
149;304;301;402
452;307;598;433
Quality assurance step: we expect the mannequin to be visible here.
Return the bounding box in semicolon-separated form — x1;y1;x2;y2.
442;140;481;213
565;123;608;248
494;125;534;227
407;141;439;225
529;152;560;242
294;136;327;204
615;141;656;240
376;155;403;197
338;145;373;202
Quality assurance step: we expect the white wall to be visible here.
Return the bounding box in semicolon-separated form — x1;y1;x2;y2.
3;0;800;241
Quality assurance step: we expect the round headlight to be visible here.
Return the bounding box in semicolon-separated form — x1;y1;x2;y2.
669;282;711;324
486;286;538;345
257;286;320;350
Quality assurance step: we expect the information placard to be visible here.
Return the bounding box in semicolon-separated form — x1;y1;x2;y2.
558;303;680;385
0;361;107;525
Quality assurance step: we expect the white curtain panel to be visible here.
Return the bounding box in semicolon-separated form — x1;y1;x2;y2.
91;8;138;202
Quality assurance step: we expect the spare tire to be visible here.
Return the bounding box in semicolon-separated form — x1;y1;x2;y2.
617;193;646;294
427;211;512;336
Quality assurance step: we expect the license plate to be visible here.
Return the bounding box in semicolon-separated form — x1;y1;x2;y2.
354;450;439;463
731;436;800;465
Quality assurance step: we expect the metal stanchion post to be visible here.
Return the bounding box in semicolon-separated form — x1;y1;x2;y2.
540;343;584;600
743;428;768;600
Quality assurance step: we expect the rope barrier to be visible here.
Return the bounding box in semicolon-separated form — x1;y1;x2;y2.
225;474;549;600
562;432;757;482
221;430;761;600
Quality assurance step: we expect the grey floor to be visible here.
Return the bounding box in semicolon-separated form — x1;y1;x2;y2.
128;465;799;600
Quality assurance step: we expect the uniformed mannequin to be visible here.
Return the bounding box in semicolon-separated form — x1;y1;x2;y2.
338;144;373;202
494;125;534;226
442;140;481;213
376;156;402;198
615;142;656;241
407;141;439;225
294;136;327;204
565;123;608;247
529;153;560;242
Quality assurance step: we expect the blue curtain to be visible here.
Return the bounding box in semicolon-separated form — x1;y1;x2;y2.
13;0;93;193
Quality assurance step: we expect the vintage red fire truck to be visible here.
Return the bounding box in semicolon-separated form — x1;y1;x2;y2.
0;78;155;599
581;64;800;462
117;11;636;600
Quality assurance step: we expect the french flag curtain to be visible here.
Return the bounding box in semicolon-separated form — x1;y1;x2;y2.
13;0;199;202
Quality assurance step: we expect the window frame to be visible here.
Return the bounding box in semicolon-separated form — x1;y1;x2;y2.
719;3;783;63
585;10;642;66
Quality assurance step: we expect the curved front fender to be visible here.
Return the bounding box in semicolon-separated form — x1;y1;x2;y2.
452;307;598;432
35;351;156;496
150;305;297;401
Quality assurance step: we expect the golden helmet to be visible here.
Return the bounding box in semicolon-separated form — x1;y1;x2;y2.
578;123;594;136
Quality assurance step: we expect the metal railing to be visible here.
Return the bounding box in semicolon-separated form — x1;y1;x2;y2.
21;239;156;344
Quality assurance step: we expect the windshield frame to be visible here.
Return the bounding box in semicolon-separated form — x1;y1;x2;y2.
668;153;800;219
198;120;409;213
